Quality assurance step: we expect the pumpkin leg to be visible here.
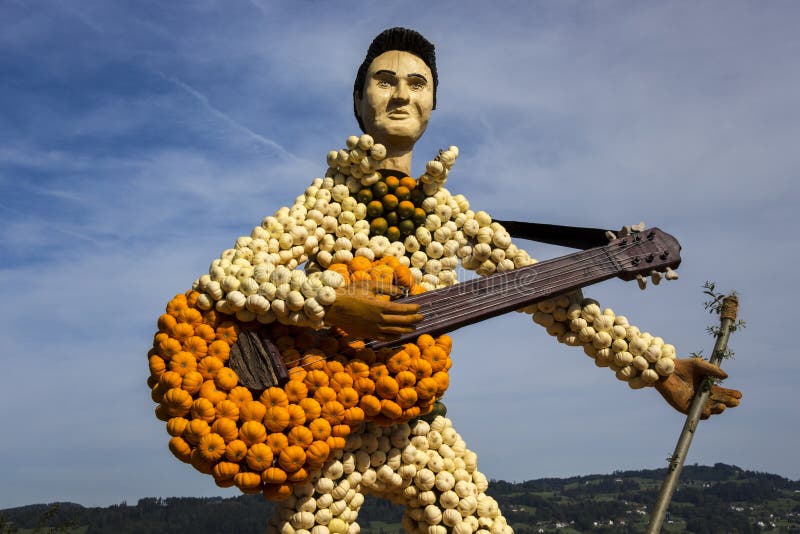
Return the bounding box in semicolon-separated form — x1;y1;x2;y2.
265;445;365;534
356;417;513;533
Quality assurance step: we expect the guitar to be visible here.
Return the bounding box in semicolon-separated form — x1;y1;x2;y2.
230;228;681;388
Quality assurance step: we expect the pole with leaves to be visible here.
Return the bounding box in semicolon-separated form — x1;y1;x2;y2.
646;284;744;533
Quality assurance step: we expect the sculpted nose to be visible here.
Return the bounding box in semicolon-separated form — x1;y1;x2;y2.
392;80;411;103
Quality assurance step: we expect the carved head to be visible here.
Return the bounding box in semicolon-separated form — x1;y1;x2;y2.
353;28;438;149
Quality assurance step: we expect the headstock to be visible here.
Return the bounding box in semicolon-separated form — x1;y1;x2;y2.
607;228;682;284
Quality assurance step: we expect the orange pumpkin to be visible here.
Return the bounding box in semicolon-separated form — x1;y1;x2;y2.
415;377;438;400
210;417;239;443
260;387;289;408
353;377;375;396
313;386;338;404
284;380;308;403
306;440;330;466
180;370;204;394
207;340;230;361
148;355;166;377
190;398;216;422
287;468;309;483
278;445;306;473
336;387;359;409
183;419;210;445
304;369;329;391
183;336;208;357
408;358;433;380
320;401;346;425
238;420;267;446
158;313;178;333
395;370;417;389
194;324;217;343
162;388;193;417
214;400;240;421
331;424;350;438
226;386;253;406
197;433;226;462
171;323;195;342
263;406;290;433
212;368;237;391
197;356;224;380
287;426;314;448
233;472;262;494
345;360;370;379
375;376;399;399
265;433;289;456
343;406;365;426
386;350;411;374
169;351;197;376
245;443;274;471
166;294;188;316
380;399;403;419
166;417;189;437
190;448;215;474
326;436;346;450
432;371;450;395
168;436;192;462
212;461;240;482
159;370;183;390
286;404;306;427
359;395;382;417
396;387;419;409
224;439;248;462
262;467;288;485
298;398;321;420
215;322;239;344
308;418;332;441
239;400;267;423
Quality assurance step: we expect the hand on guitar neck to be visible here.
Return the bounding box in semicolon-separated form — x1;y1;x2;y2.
655;358;742;418
324;280;424;341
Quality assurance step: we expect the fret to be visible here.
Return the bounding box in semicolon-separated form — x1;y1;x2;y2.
369;245;620;349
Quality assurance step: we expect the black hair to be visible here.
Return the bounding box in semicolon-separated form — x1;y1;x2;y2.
353;27;438;132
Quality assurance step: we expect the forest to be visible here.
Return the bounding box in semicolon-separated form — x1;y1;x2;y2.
2;464;798;533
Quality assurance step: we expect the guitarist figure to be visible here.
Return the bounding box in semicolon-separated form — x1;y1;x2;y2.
255;27;743;533
326;28;741;424
161;28;744;533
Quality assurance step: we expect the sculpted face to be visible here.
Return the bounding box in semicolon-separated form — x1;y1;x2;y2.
356;50;434;150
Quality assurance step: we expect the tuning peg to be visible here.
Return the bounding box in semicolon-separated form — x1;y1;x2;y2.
631;221;646;232
651;270;663;285
605;230;617;241
636;274;647;290
665;267;679;281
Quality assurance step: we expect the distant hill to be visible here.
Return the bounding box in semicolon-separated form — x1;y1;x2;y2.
2;463;798;533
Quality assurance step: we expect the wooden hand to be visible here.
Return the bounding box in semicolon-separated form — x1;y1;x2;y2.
324;280;423;341
654;357;742;419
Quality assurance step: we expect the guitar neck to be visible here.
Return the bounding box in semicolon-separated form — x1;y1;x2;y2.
368;244;621;349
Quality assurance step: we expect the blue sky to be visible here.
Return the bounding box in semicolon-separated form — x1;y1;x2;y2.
1;1;798;509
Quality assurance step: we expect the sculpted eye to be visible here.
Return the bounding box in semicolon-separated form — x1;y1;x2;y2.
377;80;391;88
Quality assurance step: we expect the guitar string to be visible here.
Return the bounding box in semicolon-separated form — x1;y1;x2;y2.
394;250;623;339
281;237;653;374
284;252;628;374
284;245;642;375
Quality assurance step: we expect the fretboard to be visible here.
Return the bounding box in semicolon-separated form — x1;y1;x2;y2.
368;244;621;349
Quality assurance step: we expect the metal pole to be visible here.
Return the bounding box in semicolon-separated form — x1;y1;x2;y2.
646;295;739;533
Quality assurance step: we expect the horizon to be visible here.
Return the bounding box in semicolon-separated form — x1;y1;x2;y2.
3;462;792;510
